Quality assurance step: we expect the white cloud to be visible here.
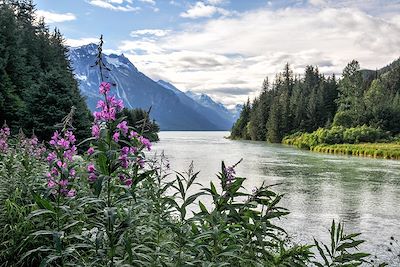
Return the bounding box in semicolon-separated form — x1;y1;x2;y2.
180;1;230;19
66;38;100;47
309;0;326;6
117;2;400;106
207;0;227;5
130;29;170;37
139;0;156;5
88;0;140;12
36;10;76;23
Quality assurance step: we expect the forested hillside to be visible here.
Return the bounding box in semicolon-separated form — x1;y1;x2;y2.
231;58;400;142
0;0;92;141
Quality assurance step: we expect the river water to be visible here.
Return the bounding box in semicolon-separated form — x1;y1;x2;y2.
151;131;400;264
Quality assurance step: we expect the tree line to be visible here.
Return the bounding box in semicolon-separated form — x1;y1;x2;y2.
231;58;400;143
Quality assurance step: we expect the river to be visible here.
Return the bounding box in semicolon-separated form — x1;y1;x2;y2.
151;131;400;264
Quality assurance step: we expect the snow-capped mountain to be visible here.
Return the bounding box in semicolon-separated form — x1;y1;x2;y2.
157;80;234;129
229;104;243;122
185;91;236;125
69;44;235;131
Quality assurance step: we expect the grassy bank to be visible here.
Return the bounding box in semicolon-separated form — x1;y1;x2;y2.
282;126;400;159
309;143;400;159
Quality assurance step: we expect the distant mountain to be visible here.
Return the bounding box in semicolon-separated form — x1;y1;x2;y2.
69;44;235;131
185;91;235;125
229;104;243;122
157;80;234;129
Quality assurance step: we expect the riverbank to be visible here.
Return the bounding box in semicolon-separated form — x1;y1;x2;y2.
283;141;400;160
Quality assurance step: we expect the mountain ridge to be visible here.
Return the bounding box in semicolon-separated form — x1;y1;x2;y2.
69;43;237;131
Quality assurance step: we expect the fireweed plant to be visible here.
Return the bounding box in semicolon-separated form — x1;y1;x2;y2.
0;36;390;266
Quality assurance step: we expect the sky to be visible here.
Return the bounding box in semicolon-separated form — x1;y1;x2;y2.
35;0;400;108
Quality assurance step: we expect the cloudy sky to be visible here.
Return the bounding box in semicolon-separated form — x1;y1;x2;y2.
35;0;400;108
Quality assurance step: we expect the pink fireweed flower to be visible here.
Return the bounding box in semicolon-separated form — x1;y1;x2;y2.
49;131;60;146
69;168;76;177
67;189;76;197
30;136;38;146
119;154;129;169
87;163;97;182
91;124;100;139
87;147;95;155
124;178;133;187
137;157;145;168
96;100;106;109
117;121;128;136
130;147;138;154
106;95;124;112
65;131;76;144
47;152;57;163
59;179;69;187
112;131;120;142
0;125;10;137
88;173;97;182
63;145;77;161
129;131;138;139
57;160;67;169
47;179;56;188
139;136;151;151
99;82;111;95
225;166;236;184
87;163;96;173
121;146;130;155
56;138;70;149
51;167;59;176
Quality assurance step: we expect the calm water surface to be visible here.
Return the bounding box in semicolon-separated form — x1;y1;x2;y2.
152;131;400;262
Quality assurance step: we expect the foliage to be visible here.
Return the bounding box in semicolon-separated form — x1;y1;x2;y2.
0;35;382;266
313;220;369;266
2;124;381;266
231;57;400;143
0;0;92;141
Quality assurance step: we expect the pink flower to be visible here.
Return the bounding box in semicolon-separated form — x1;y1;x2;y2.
51;167;59;176
129;131;138;139
47;152;57;163
121;146;130;155
66;189;76;197
88;173;97;182
47;179;56;188
59;179;69;187
139;136;152;151
65;131;76;144
130;147;138;154
69;168;76;177
96;100;106;109
99;82;111;95
57;160;67;169
57;138;70;149
113;131;120;142
124;178;133;187
91;124;100;139
87;147;95;155
137;158;145;168
119;153;129;169
87;163;96;173
117;121;128;135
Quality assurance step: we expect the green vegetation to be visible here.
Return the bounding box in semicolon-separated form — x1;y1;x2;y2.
282;126;400;159
0;122;386;266
0;0;92;141
231;54;400;150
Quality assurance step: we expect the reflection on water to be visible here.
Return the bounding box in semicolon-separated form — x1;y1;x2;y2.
152;131;400;262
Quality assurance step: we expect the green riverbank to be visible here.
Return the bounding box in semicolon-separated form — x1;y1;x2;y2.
283;141;400;160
